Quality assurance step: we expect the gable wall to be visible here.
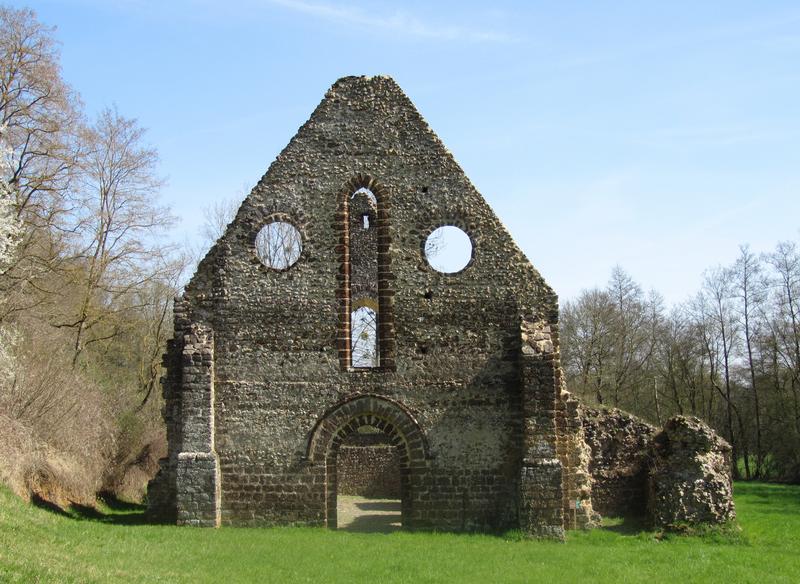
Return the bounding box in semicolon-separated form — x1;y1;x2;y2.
157;77;560;531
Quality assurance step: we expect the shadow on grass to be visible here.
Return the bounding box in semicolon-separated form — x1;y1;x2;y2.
85;495;149;525
99;493;146;513
71;500;149;525
31;493;150;525
599;514;649;535
31;494;72;517
735;482;800;516
354;501;401;512
70;503;106;520
88;510;150;526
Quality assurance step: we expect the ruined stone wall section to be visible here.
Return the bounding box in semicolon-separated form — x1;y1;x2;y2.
557;387;596;529
147;76;734;534
146;298;190;521
581;407;656;517
337;445;401;498
518;319;564;538
579;408;736;527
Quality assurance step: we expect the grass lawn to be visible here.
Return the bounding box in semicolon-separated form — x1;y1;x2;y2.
1;482;798;583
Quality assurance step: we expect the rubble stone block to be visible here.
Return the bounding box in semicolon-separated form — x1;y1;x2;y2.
649;416;736;528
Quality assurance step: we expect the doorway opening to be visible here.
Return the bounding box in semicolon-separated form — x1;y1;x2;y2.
335;425;401;532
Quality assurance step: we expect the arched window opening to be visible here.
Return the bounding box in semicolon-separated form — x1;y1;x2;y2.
352;186;377;205
336;176;395;371
349;187;379;368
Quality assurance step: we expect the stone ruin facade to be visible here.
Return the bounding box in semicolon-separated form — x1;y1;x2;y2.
148;76;734;536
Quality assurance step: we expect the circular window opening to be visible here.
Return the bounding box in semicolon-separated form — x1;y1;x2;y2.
424;225;473;274
255;221;302;270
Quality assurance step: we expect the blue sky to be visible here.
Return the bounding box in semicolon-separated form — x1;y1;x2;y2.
22;0;800;304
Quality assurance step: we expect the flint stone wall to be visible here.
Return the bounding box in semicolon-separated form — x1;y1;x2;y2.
148;75;564;536
337;445;401;498
649;416;736;528
581;407;655;517
147;75;733;536
557;391;596;529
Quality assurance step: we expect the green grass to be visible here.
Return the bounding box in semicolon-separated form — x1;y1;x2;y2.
1;483;798;583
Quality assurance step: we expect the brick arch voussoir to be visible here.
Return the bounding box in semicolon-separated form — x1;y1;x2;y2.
339;174;390;204
307;394;428;463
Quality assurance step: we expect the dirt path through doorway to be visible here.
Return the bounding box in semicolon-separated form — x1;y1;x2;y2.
337;496;401;533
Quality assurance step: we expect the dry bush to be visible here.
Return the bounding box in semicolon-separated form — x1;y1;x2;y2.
0;321;116;506
0;412;99;507
0;317;169;505
101;393;166;502
103;432;166;502
0;411;39;498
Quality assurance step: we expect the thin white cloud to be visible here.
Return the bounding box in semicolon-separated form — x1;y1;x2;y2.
267;0;519;43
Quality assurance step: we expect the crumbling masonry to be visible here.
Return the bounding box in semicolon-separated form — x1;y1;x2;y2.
148;76;734;535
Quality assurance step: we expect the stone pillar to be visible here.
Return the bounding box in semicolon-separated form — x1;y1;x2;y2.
557;392;596;529
147;297;190;522
518;318;565;539
175;323;221;527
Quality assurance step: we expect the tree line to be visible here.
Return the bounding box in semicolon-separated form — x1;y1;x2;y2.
561;245;800;482
0;6;183;504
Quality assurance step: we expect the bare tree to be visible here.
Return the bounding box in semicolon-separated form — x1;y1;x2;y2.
0;127;20;267
765;241;800;451
424;226;445;259
606;267;660;410
561;288;616;404
183;186;247;276
0;7;82;303
561;246;800;482
766;242;800;387
0;9;186;504
732;245;767;476
699;267;751;477
200;196;241;247
562;268;662;415
0;126;21;382
655;306;702;416
55;107;172;365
